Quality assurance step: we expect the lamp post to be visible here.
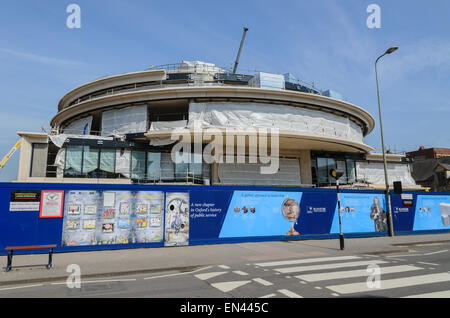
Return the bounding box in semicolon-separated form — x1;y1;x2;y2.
330;169;344;250
375;46;398;237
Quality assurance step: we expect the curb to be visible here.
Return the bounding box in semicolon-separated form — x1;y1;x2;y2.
0;264;208;287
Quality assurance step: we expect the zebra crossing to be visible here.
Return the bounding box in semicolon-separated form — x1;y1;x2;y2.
195;254;450;298
253;254;450;298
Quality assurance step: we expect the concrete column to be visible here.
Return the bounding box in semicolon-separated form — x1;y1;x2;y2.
299;150;312;185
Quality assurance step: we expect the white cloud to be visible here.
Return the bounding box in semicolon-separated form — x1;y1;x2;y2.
0;48;86;67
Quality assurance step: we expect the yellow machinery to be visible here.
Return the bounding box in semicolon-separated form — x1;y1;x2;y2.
0;139;22;169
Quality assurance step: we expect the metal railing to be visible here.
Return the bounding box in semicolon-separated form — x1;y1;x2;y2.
63;62;328;109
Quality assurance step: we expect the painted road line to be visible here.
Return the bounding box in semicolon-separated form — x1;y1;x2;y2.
218;265;231;269
327;273;450;294
195;271;228;281
143;266;213;280
211;280;251;293
295;265;423;282
275;260;387;274
0;284;43;292
51;278;137;285
278;289;303;298
259;293;277;298
404;290;450;298
417;261;439;266
253;278;273;286
424;250;448;256
255;256;361;267
233;271;249;276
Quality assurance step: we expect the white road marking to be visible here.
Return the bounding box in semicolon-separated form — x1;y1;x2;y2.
259;293;277;298
327;273;450;294
255;256;361;267
0;284;43;291
404;290;450;298
252;278;273;286
233;271;248;276
211;280;251;293
424;250;448;256
295;265;423;282
275;260;387;274
417;261;439;266
51;278;136;285
143;266;212;280
195;271;228;281
218;265;231;269
278;289;303;298
386;254;420;258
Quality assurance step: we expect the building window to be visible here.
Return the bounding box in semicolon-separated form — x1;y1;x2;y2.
30;143;48;177
64;145;83;177
98;148;116;178
346;159;356;183
147;152;161;181
131;150;147;179
174;151;203;181
317;157;336;185
82;146;99;177
64;146;118;178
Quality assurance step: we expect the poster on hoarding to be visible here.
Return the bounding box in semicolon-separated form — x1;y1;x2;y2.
61;190;165;246
40;190;64;218
330;193;387;234
165;192;190;246
413;195;450;230
219;191;303;238
9;190;41;211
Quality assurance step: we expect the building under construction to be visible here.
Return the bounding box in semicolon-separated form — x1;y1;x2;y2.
14;60;419;190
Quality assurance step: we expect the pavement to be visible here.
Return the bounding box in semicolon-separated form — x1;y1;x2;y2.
2;232;450;287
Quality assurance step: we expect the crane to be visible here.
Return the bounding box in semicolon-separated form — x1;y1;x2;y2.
232;27;249;74
0;139;22;169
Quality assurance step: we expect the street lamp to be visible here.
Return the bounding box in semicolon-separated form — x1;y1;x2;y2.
375;46;398;237
330;169;344;250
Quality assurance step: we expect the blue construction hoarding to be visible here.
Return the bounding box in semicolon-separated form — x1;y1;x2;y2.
0;182;449;255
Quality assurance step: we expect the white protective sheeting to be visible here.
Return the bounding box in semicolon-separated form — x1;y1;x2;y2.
54;148;66;178
216;158;301;186
188;102;363;144
149;120;187;131
62;116;93;135
355;161;416;186
148;120;187;146
101;105;148;137
115;150;131;178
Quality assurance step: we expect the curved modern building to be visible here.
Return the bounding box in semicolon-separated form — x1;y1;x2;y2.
16;61;418;189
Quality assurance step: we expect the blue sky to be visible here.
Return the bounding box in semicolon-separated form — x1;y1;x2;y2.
0;0;449;181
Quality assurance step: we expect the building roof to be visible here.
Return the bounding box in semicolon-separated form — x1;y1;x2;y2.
411;157;450;182
435;162;450;171
407;146;450;159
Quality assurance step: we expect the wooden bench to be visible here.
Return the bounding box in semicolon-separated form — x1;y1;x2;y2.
4;245;56;272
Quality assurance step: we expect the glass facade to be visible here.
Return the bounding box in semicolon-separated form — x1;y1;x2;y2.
315;155;357;186
62;146;205;183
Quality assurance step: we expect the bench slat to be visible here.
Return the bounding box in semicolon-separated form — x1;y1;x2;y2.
5;245;57;251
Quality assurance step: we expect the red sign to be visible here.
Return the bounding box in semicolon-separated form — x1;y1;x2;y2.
40;190;64;218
